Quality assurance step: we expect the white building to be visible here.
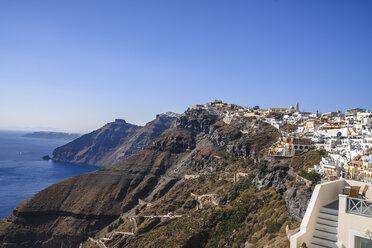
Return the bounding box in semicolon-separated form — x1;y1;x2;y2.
264;118;287;129
290;179;372;248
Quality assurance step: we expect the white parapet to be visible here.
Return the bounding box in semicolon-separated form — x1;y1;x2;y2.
290;179;346;248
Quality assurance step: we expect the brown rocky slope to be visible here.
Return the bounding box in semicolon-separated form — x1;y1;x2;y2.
0;107;319;248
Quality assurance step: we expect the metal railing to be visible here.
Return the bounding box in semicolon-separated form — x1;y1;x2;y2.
346;197;372;218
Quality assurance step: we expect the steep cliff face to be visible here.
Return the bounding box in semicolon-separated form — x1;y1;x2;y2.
0;107;307;248
285;186;312;221
52;114;177;167
254;154;317;221
255;158;290;195
208;117;279;161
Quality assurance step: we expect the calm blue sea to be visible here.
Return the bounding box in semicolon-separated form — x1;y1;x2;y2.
0;130;100;219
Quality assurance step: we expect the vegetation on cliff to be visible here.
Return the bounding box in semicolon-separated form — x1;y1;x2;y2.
290;149;328;171
102;167;289;248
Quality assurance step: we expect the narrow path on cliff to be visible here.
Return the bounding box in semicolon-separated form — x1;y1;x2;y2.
88;213;182;247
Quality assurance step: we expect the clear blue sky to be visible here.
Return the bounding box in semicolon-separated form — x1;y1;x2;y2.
0;0;371;132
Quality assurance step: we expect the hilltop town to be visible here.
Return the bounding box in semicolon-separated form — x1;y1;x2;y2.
193;100;372;183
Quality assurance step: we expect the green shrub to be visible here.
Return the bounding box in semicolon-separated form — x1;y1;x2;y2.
266;222;282;233
268;234;277;240
299;170;320;184
291;150;328;171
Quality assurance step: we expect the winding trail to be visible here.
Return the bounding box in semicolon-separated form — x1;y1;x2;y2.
86;170;249;248
142;212;182;219
88;214;180;248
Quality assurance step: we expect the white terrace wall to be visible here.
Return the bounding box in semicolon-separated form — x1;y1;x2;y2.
338;181;372;247
290;179;346;248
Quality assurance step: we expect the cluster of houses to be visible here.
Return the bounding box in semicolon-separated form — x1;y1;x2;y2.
265;105;372;182
192;100;372;182
192;101;372;247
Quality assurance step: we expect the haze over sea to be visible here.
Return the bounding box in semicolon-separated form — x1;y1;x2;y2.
0;130;100;219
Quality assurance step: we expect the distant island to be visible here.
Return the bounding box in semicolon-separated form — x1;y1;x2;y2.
23;131;81;140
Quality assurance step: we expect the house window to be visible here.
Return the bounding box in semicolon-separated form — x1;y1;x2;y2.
355;236;372;248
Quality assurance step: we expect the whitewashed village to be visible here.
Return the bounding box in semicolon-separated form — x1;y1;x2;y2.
193;100;372;183
193;100;372;248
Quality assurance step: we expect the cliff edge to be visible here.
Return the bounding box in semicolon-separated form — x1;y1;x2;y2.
52;113;178;167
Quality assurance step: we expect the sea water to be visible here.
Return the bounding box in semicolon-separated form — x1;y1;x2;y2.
0;130;100;219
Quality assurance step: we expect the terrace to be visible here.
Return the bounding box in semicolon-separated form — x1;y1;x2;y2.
290;179;372;248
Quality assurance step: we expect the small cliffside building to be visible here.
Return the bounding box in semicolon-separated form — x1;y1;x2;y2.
286;138;312;154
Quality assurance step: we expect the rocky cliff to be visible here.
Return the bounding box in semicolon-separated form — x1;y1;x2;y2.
255;157;312;221
52;113;177;167
0;106;316;248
